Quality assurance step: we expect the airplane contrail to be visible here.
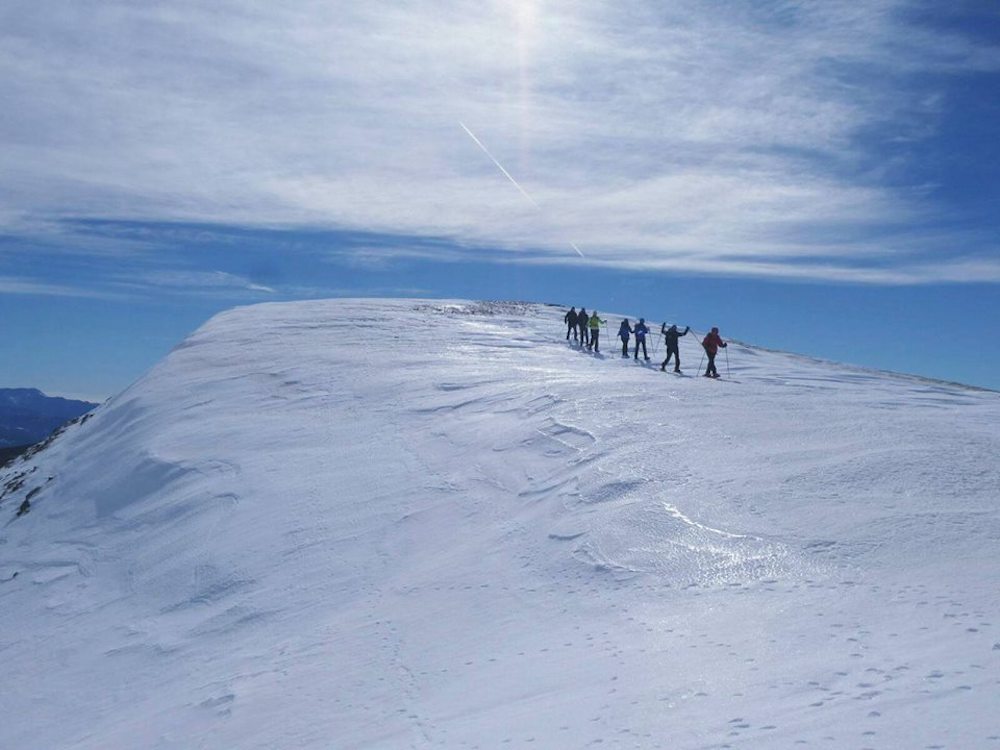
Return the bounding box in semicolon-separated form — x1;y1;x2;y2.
459;121;585;258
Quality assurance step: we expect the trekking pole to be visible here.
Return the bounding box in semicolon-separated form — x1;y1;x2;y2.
725;345;730;378
689;327;705;374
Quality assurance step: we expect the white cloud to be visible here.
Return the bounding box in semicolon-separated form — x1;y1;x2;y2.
0;275;121;299
114;270;276;295
1;0;998;283
0;268;275;300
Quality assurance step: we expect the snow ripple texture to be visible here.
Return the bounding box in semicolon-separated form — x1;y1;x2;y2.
575;501;800;586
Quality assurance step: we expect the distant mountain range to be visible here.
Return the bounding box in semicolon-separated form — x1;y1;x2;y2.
0;388;97;449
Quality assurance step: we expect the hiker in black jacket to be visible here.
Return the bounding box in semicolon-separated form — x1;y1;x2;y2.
577;307;589;347
565;307;579;341
659;324;690;373
633;318;650;361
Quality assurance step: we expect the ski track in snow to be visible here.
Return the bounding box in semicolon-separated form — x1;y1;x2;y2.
1;298;999;749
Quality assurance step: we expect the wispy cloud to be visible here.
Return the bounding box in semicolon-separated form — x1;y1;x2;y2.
0;275;121;299
118;270;276;295
2;0;998;284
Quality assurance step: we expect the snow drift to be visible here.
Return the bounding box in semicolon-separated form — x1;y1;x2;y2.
1;299;998;749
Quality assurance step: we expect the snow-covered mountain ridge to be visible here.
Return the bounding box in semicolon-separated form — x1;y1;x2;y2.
1;299;998;749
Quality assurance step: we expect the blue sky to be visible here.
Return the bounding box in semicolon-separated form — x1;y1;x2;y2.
1;1;998;399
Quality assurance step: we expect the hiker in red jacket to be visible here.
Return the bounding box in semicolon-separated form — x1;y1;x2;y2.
702;327;727;378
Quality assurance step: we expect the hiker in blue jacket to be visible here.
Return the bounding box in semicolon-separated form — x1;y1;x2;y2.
618;319;633;357
577;307;589;347
633;318;650;361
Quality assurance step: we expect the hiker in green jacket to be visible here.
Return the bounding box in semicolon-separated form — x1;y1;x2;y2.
587;311;606;353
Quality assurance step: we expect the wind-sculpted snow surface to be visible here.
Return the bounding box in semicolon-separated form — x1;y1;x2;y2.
1;299;999;749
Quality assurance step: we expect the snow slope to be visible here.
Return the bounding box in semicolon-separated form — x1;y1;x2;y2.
1;299;999;750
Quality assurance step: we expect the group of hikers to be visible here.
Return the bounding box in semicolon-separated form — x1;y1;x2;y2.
563;307;728;378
